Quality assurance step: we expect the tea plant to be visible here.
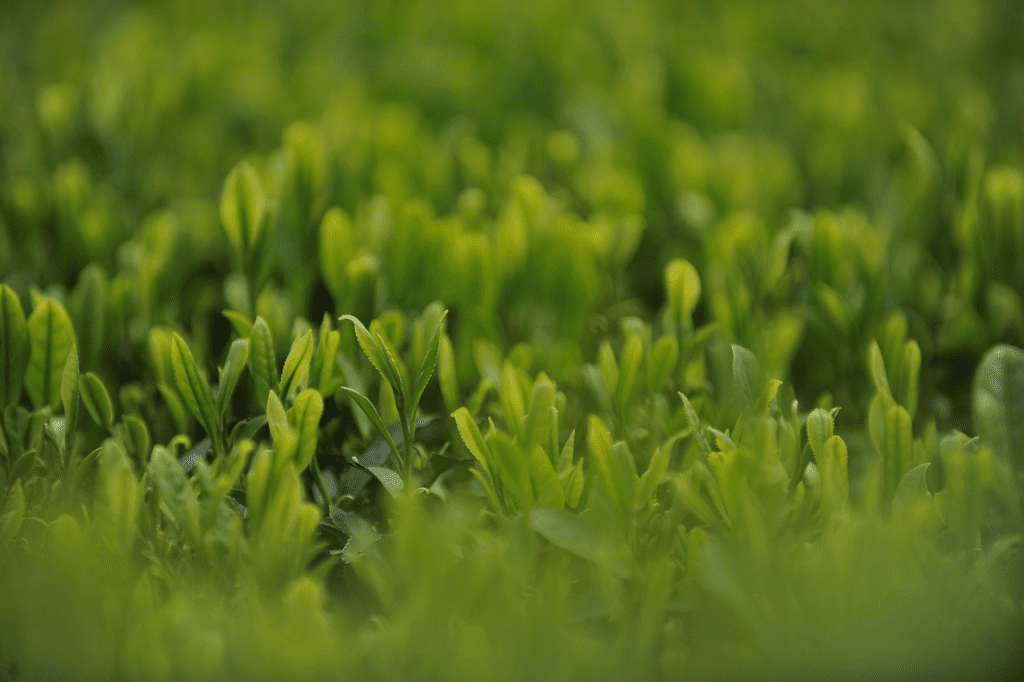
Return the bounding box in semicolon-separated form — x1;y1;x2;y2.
2;1;1023;680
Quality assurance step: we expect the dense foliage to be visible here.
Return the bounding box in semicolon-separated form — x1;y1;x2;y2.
2;1;1023;679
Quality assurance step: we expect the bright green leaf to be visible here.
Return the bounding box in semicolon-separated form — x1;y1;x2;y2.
249;316;277;408
216;337;250;418
279;329;314;399
288;388;323;472
170;333;220;453
220;160;266;264
972;344;1024;468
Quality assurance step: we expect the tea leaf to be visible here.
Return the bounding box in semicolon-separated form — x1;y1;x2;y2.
249;316;277;408
523;377;556;450
122;414;151;465
364;465;404;496
679;392;712;460
0;284;29;409
150;447;202;545
340;387;400;463
220;160;266;264
279;329;313;399
437;332;459;413
587;415;635;521
170;333;220;452
805;408;834;461
79;371;114;432
25;298;76;411
341;315;400;394
665;258;701;331
216;337;250;418
288;388;323;472
222;310;254;339
453;407;494;480
615;334;643;411
319;207;352;303
410;309;447;419
61;344;79;454
885;404;914;492
646;335;678;394
971;345;1024;468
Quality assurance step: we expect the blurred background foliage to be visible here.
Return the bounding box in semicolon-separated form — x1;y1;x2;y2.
1;0;1024;680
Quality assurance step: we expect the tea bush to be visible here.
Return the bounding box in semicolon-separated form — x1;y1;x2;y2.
1;1;1023;680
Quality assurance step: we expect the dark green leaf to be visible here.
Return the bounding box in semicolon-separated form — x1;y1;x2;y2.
79;372;114;432
61;344;79;454
340;386;400;463
216;337;250;417
25;298;76;411
364;465;403;496
0;285;29;410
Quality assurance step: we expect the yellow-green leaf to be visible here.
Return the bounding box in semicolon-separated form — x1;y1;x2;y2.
79;371;114;431
0;284;30;409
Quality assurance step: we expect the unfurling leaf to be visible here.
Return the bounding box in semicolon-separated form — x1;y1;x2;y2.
79;371;114;431
216;337;251;417
249;316;277;408
279;329;314;399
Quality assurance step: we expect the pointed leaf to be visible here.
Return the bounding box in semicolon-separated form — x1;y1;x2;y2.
453;407;494;480
885;404;914;492
340;386;401;462
79;372;114;431
61;344;79;454
680;392;711;460
0;284;29;409
249;316;276;408
149;447;202;545
411;309;448;417
122;414;151;465
25;298;76;410
646;335;678;394
288;388;323;472
869;340;892;397
531;508;631;579
587;415;634;520
615;334;643;411
216;337;250;417
730;344;763;414
340;315;395;392
365;466;404;497
279;329;314;399
170;333;220;451
220;160;266;262
222;310;253;339
972;344;1024;467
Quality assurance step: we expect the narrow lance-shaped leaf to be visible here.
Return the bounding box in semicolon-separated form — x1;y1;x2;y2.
615;334;643;412
249;317;276;408
216;337;250;418
71;264;105;371
288;388;324;472
340;315;397;393
0;284;30;409
885;404;914;493
806;408;834;461
588;415;635;521
25;299;76;411
122;414;151;467
373;330;407;405
170;333;221;453
679;392;712;460
61;344;79;455
410;309;448;419
79;372;114;432
266;390;297;472
340;387;401;463
279;329;313;399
